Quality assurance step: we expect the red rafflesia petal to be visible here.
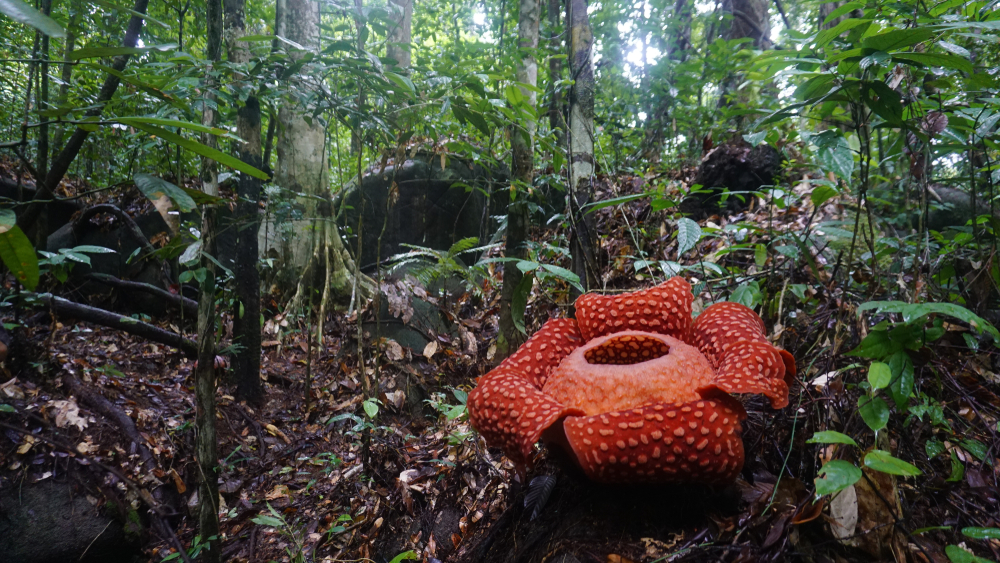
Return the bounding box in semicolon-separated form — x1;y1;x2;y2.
575;277;693;342
561;396;747;484
468;369;585;467
690;301;796;409
495;318;584;387
690;302;767;367
708;341;790;409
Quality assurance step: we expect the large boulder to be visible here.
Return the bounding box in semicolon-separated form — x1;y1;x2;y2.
0;480;142;563
338;154;508;269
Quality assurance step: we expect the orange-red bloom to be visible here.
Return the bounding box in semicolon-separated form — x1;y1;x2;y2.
468;277;795;484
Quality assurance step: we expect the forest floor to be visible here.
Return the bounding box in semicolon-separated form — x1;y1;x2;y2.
2;159;1000;563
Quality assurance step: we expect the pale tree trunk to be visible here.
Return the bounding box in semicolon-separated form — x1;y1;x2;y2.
547;0;566;146
718;0;770;110
497;0;541;359
276;0;374;314
225;0;264;403
195;0;222;560
387;0;413;71
567;0;598;297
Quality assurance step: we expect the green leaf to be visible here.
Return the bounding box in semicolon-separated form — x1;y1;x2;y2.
807;431;858;447
134;173;197;212
815;18;870;48
868;362;891;389
864;450;922;476
823;2;864;24
862;81;903;125
859;395;890;432
539;264;584;294
960;439;988;461
511;271;535;334
128;122;268;180
362;398;379;419
69;43;178;60
116;117;232;138
251;515;286;528
862;28;935;52
676;218;702;257
743;131;766;146
811;185;839;206
815;460;862;496
962;528;1000;540
945;544;994;563
856;301;1000;342
925;439;945;459
388;551;419;563
947;450;965;482
0;404;15;413
887;350;914;409
0;0;65;37
0;225;38;291
754;244;767;267
583;192;652;215
809;130;854;180
892;52;973;74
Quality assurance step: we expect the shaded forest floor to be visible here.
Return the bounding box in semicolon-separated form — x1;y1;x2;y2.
2;161;1000;563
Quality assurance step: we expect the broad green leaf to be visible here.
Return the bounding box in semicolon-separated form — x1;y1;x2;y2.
134;173;197;212
947;450;964;482
69;43;178;60
0;225;38;291
815;460;862;496
925;438;945;459
0;404;15;412
0;0;65;37
85;64;181;107
868;362;891;389
676;218;702;257
252;515;285;528
583;192;652;215
823;2;864;25
962;528;1000;540
862;28;935;52
809;130;854;180
362;398;379;419
887;350;914;409
811;185;839;206
864;450;921;476
893;52;973;74
511;271;534;334
945;544;994;563
129;122;268;180
960;439;988;461
539;264;584;294
754;244;767;267
743;131;766;146
856;301;1000;342
807;431;858;447
862;81;903;125
116;117;232;138
815;18;870;48
859;395;890;432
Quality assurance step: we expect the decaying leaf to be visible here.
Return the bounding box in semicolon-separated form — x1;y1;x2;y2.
828;484;858;540
48;398;88;431
423;340;438;360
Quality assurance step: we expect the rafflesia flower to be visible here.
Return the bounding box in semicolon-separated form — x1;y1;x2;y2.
468;277;795;484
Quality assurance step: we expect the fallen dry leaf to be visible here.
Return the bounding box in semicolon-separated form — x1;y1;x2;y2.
423;340;438;360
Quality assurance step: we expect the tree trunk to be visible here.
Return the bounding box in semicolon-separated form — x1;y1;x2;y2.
16;0;150;234
547;0;566;146
195;0;223;560
276;0;374;310
566;0;598;298
498;0;541;359
387;0;413;71
224;0;264;404
50;7;78;158
717;0;770;109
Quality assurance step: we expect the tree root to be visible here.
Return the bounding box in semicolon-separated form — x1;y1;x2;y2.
86;273;198;317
